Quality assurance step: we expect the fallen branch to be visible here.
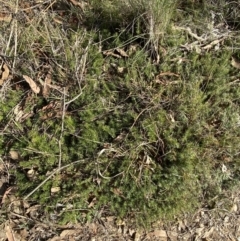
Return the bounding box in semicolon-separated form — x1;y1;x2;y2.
173;25;206;41
202;37;225;50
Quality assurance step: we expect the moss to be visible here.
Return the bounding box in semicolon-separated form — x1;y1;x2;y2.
0;0;240;228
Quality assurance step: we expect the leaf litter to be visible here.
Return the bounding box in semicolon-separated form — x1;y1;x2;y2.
1;188;240;241
22;75;40;94
0;1;240;241
0;63;10;85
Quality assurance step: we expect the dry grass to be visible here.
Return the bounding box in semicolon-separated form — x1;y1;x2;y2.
0;0;240;233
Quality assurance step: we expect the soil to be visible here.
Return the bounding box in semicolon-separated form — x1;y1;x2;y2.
0;183;240;241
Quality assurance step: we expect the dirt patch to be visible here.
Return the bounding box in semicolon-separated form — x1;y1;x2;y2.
1;189;240;241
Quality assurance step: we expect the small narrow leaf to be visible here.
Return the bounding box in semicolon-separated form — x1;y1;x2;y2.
23;75;40;94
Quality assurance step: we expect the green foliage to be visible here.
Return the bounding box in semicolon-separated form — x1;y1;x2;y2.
0;0;240;228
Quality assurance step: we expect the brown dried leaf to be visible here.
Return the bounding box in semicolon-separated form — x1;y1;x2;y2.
153;229;167;237
23;75;40;94
20;112;34;122
116;48;128;57
27;169;36;179
0;224;7;240
149;229;168;241
12;200;23;214
5;225;15;241
169;114;175;123
0;180;8;197
117;67;126;74
116;219;125;226
19;229;29;240
0;13;12;22
103;50;121;58
195;227;204;235
5;223;23;241
13;104;24;122
129;228;136;237
51;187;60;194
88;223;97;234
88;197;96;208
231;203;238;212
178;220;186;231
60;229;76;237
26;204;41;219
0;63;10;85
9;150;20;160
134;231;141;241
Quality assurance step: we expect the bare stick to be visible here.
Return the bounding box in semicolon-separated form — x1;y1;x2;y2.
173;26;206;41
202;37;225;50
65;86;85;105
58;87;66;169
77;41;89;88
96;149;124;179
13;0;19;69
5;23;14;56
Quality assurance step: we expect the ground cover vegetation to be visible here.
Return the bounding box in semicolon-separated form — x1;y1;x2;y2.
0;0;240;228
